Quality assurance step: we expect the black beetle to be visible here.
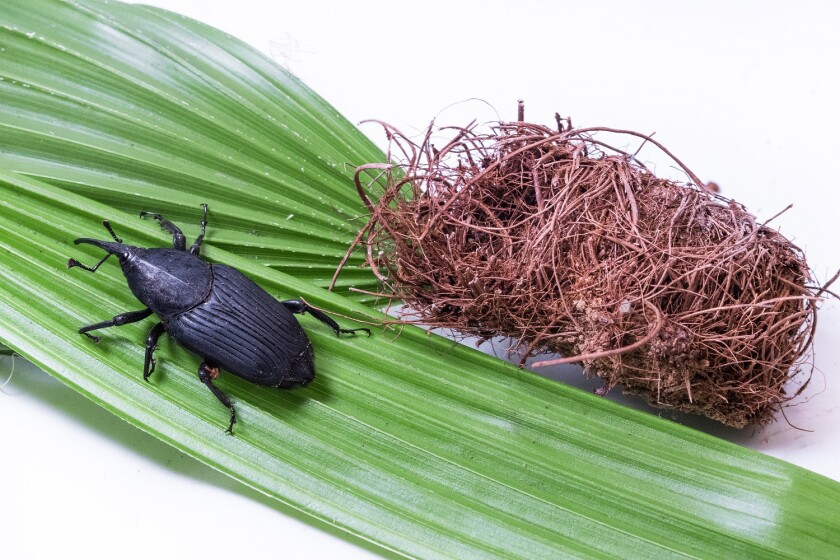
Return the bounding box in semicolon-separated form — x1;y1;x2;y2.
68;205;369;433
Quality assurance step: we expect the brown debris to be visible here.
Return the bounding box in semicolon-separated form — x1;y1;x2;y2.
341;117;822;428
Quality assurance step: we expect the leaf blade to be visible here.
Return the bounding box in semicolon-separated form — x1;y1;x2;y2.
0;0;381;301
2;171;840;559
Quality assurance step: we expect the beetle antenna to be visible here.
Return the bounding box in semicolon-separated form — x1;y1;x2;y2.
67;252;111;272
103;220;123;243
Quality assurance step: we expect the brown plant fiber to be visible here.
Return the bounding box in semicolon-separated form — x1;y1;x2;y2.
345;116;820;428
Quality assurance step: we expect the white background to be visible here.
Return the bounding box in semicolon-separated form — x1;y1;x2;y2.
3;1;839;558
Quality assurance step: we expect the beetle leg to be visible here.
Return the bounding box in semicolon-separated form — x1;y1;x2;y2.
189;203;208;256
198;361;237;434
78;308;153;343
143;322;166;381
139;211;187;251
280;299;371;337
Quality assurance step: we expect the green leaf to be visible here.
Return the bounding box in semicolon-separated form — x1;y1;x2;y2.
4;160;840;560
0;0;382;302
2;2;840;559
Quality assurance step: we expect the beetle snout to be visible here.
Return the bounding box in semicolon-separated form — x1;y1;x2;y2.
74;238;131;259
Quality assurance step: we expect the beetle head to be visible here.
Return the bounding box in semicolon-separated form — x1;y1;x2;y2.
70;221;134;265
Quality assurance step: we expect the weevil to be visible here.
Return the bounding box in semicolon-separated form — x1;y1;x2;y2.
67;205;369;433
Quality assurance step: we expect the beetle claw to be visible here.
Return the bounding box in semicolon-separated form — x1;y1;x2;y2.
225;412;237;435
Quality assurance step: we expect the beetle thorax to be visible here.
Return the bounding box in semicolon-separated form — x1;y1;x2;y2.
120;248;213;318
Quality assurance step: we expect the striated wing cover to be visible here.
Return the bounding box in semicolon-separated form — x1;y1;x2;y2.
165;264;311;386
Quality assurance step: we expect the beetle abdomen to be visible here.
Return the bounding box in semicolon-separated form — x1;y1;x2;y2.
166;264;314;388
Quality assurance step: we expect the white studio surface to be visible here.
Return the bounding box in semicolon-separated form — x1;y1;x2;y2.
2;2;838;559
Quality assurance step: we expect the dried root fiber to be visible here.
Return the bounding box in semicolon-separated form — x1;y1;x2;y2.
341;114;823;428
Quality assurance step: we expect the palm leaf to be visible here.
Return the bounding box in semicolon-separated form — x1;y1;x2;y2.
0;0;382;301
1;2;839;558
